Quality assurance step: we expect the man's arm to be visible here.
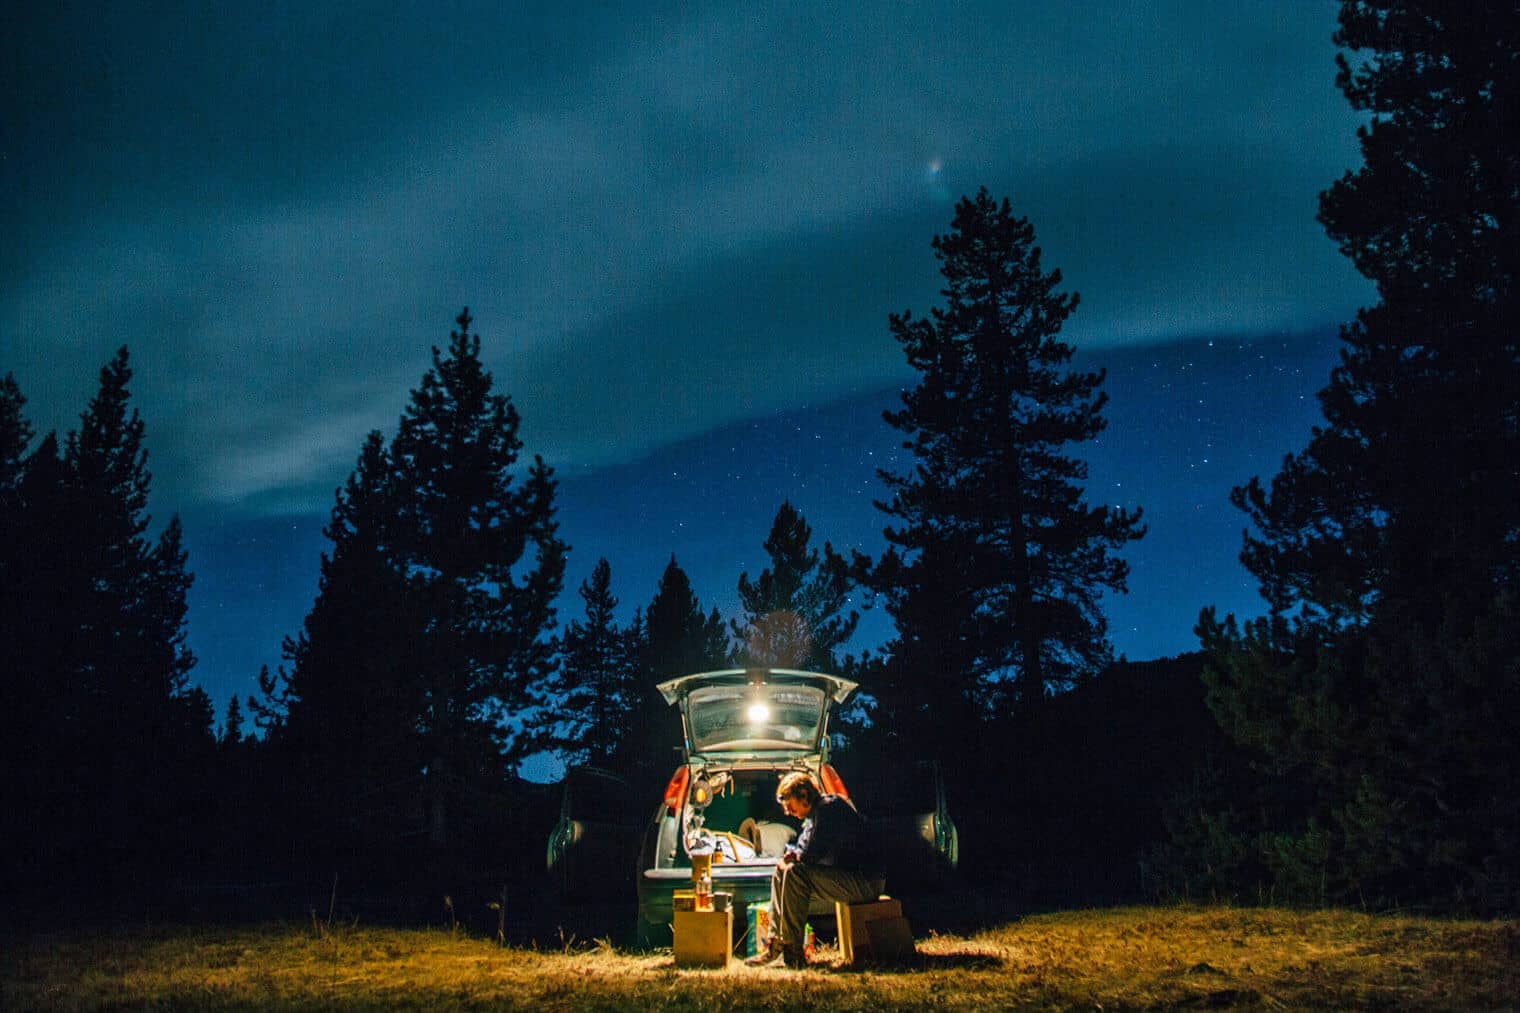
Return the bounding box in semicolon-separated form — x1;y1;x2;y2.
792;798;850;865
782;818;813;865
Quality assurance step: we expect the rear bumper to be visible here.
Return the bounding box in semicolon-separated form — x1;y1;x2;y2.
638;865;775;925
637;863;843;926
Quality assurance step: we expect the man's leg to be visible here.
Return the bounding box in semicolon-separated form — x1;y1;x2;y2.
745;864;788;964
778;865;877;964
771;863;790;942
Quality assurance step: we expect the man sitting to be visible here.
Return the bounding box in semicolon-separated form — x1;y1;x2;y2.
746;771;881;968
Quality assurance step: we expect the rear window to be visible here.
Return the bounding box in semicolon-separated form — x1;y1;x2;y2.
688;683;827;752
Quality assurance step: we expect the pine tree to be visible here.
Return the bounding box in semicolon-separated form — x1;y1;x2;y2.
69;352;200;730
1198;2;1520;909
64;349;155;717
644;556;729;681
868;189;1144;748
553;558;640;766
221;694;245;747
732;500;858;670
255;310;566;852
388;308;568;846
615;557;727;782
1;349;208;896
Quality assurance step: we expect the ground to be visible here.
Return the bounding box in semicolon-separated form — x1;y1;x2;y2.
4;906;1517;1010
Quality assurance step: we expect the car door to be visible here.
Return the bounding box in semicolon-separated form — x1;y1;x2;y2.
925;759;959;869
546;765;643;901
865;758;960;887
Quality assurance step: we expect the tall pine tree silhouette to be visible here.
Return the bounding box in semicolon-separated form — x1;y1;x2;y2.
257;310;565;854
1198;1;1520;909
389;308;567;846
615;557;727;786
551;558;641;766
866;190;1143;759
2;351;208;901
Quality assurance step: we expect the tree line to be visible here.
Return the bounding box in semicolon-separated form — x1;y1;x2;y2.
1160;1;1520;912
2;0;1515;921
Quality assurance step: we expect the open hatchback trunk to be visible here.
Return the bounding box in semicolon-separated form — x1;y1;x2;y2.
634;669;859;945
657;668;858;760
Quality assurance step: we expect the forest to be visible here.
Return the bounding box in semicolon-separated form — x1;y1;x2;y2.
2;2;1516;934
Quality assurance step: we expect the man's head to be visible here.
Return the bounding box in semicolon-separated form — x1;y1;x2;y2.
776;771;821;819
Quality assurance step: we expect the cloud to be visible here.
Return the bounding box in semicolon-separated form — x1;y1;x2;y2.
3;2;1371;516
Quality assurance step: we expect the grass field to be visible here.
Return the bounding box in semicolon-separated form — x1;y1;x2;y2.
4;905;1517;1010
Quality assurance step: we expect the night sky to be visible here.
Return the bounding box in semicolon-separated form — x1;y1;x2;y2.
4;4;1371;748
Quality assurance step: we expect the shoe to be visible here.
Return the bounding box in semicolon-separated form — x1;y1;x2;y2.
745;937;785;966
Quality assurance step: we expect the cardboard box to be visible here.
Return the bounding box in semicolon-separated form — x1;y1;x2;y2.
745;901;772;957
836;897;914;965
674;908;732;968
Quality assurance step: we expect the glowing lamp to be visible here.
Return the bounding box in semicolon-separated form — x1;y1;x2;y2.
746;701;770;723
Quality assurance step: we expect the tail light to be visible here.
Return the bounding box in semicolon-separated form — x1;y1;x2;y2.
662;767;689;816
820;763;850;800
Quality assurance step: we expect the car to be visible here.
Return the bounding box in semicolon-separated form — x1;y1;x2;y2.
847;754;960;890
545;765;645;902
546;667;960;947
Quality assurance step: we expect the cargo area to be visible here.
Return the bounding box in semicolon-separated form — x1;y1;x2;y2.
637;766;801;945
681;768;800;864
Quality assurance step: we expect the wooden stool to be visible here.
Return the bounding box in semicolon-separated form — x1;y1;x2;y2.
835;896;914;965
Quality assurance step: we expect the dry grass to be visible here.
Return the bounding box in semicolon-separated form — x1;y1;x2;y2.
4;906;1517;1010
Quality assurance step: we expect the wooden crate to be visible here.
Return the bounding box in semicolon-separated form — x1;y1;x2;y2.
673;908;732;968
836;897;914;965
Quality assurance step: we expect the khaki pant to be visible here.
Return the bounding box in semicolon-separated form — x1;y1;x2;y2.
768;862;879;951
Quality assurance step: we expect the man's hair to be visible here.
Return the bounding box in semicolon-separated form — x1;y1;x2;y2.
776;771;821;806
